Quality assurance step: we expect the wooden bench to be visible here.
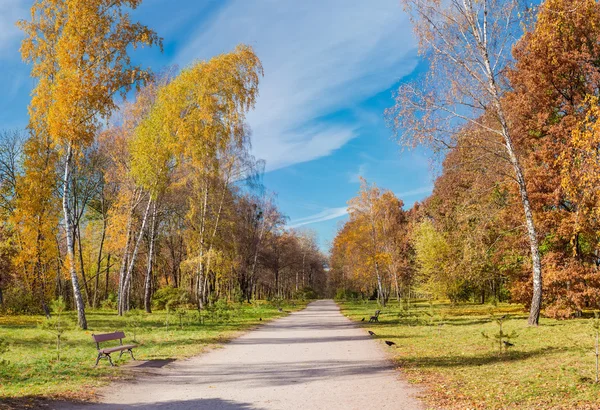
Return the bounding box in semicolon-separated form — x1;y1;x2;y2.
369;310;381;323
92;331;136;366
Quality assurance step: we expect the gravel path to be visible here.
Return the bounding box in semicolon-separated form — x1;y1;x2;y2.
61;300;424;410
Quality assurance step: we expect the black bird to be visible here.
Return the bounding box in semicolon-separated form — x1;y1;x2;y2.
259;318;262;321
361;317;365;322
503;340;514;347
385;340;396;347
278;307;283;312
368;330;376;336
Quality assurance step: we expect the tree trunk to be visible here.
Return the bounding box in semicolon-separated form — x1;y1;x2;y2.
93;206;107;309
393;269;401;302
375;262;385;307
76;223;91;306
196;180;210;309
120;195;152;315
497;111;542;325
481;34;542;325
117;202;134;315
144;201;157;313
104;253;111;301
62;144;87;329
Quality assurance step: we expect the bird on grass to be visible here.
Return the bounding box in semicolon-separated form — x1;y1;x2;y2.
259;318;262;321
385;340;396;347
277;307;283;312
503;340;514;347
361;317;365;322
368;330;376;336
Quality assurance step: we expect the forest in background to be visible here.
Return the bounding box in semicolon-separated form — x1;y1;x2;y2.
330;0;600;321
0;1;327;329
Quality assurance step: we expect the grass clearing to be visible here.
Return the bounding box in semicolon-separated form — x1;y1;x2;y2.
340;300;600;409
0;300;306;405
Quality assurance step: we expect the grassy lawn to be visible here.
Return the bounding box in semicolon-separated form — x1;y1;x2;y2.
0;300;306;406
339;300;600;410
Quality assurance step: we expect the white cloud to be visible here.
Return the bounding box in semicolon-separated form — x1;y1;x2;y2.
348;163;367;183
397;185;433;198
175;0;418;171
0;0;26;54
287;185;432;229
287;206;348;229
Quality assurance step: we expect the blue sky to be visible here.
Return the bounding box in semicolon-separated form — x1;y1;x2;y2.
0;0;434;251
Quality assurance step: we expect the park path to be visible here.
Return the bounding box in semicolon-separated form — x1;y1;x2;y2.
62;300;423;410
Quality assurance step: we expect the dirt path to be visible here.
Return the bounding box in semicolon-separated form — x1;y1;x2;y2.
61;300;423;410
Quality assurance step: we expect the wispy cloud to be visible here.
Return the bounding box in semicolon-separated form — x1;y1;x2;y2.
287;207;349;229
348;163;368;184
175;0;418;171
0;0;26;54
288;185;432;229
397;185;433;198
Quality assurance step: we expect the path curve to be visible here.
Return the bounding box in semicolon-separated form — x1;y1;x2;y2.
62;300;423;410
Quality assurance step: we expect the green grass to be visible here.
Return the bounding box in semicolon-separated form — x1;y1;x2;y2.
340;300;600;410
0;300;306;404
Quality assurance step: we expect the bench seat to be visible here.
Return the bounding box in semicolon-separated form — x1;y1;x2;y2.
92;331;137;366
99;344;137;355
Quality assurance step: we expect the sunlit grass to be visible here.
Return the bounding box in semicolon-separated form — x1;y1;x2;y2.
0;300;305;402
340;300;600;409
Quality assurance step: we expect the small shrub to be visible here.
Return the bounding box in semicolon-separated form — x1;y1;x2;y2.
39;297;74;362
398;299;423;326
293;287;318;301
176;307;187;329
100;293;117;310
153;286;188;310
1;286;40;314
481;313;517;353
125;309;144;342
334;288;361;301
208;299;232;322
0;337;9;365
191;309;205;325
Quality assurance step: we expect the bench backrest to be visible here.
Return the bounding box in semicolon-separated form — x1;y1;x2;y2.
92;331;125;343
374;310;380;317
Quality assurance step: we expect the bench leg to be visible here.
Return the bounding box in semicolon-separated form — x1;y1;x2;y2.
95;353;114;366
118;349;136;361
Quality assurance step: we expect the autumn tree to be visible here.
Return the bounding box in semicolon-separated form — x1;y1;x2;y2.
418;130;517;304
388;0;544;324
19;0;161;328
11;132;60;315
330;180;413;305
144;46;263;308
503;0;600;317
0;131;24;308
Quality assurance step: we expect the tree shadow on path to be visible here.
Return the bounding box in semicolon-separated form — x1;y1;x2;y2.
1;397;264;410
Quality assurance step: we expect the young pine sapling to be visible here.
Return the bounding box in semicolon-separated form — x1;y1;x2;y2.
176;307;187;329
125;309;144;342
40;297;73;362
482;313;517;354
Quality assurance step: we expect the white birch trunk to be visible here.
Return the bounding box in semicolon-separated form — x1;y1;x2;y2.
62;144;87;329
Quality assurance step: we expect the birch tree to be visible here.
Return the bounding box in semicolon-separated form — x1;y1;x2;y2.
387;0;543;325
19;0;161;328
